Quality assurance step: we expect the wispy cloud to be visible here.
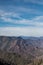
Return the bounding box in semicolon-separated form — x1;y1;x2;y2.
24;0;43;5
0;0;43;36
0;0;43;5
0;10;21;19
0;5;43;17
0;27;43;37
0;11;43;27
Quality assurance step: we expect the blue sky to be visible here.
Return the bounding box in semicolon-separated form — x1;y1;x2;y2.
0;0;43;36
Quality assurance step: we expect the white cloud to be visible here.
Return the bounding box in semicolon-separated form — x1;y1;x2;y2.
12;6;43;15
0;10;21;19
0;10;43;27
0;27;43;37
0;13;43;36
31;16;43;26
0;5;43;18
1;13;43;27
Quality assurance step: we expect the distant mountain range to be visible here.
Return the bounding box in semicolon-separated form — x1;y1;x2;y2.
0;36;43;65
0;36;43;58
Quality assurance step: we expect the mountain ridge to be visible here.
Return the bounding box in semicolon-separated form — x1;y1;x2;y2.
0;36;43;65
0;36;43;57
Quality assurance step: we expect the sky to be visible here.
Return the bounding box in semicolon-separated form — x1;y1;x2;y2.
0;0;43;36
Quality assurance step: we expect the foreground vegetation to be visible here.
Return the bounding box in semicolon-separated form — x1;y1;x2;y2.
0;51;43;65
